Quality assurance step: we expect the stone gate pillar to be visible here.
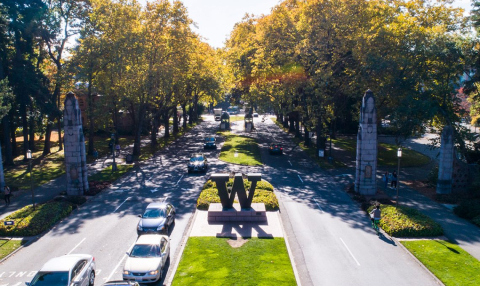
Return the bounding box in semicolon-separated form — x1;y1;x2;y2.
64;92;89;195
437;125;454;194
355;90;377;195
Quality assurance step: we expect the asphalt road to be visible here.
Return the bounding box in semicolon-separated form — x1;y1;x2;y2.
0;115;440;286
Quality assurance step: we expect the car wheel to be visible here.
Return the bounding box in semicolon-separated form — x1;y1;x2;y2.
164;224;169;235
88;271;95;286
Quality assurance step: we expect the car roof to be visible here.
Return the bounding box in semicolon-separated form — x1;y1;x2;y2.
39;254;92;272
146;202;169;209
136;234;168;245
191;153;204;157
103;281;138;286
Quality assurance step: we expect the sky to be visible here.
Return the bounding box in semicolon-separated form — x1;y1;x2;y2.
176;0;474;49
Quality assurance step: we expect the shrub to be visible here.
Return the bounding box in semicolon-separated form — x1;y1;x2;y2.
427;165;439;186
368;204;443;237
454;201;480;220
256;180;274;191
472;215;480;227
65;196;87;206
197;188;224;210
0;202;73;237
202;178;273;191
252;190;279;211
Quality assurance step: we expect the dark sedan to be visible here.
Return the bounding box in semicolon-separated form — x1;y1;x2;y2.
187;153;208;173
269;144;283;155
137;202;176;235
204;137;217;149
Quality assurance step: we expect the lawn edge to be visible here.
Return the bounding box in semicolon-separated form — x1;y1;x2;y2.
394;238;445;286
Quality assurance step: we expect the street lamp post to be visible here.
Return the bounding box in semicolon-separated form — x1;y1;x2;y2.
27;149;35;210
328;129;333;164
396;147;402;208
111;133;117;171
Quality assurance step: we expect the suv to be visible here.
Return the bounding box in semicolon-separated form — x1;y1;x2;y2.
26;254;96;286
203;137;217;149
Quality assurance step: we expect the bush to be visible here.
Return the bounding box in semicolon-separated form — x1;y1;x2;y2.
454;201;480;220
197;179;278;210
427;165;439;186
473;216;480;227
0;202;73;237
368;204;443;237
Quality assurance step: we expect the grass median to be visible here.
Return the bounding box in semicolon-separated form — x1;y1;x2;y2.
172;237;295;285
218;132;262;166
0;240;27;260
401;240;480;286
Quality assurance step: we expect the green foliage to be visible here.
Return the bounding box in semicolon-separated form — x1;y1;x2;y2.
401;240;480;286
172;237;295;286
428;165;439;186
0;239;26;260
472;215;480;227
0;202;73;237
197;179;278;211
368;204;443;237
64;196;87;206
453;201;480;220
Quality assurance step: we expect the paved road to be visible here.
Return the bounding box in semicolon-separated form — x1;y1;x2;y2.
249;116;439;286
0;119;220;286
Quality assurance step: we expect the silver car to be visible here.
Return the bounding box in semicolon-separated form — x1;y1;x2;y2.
137;202;175;235
26;254;96;286
123;234;170;283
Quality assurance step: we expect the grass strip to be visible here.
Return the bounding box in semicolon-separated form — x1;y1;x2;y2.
0;240;26;260
218;132;262;166
173;237;295;286
88;164;133;182
401;240;480;286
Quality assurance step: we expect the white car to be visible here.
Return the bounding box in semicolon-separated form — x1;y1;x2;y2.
26;254;96;286
123;234;170;283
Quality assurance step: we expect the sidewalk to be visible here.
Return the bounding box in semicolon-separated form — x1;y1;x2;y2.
0;135;154;221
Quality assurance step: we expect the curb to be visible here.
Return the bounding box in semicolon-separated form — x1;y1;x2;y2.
164;208;198;286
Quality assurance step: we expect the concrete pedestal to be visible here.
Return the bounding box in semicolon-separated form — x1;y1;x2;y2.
208;203;267;222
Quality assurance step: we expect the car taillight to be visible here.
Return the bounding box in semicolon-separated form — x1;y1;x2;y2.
280;148;283;150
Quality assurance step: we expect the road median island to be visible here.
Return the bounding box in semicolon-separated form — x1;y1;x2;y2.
217;132;262;166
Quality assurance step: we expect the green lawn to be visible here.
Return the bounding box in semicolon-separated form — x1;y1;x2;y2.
229;115;244;122
173;237;296;286
332;138;430;167
401;240;480;286
219;133;262;166
0;239;26;260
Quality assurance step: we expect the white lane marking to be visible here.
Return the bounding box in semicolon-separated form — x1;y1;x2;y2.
313;199;324;213
151;188;159;193
340;238;360;266
288;160;292;167
113;197;131;213
105;253;128;282
68;238;86;254
163;195;169;202
175;174;184;185
297;175;304;183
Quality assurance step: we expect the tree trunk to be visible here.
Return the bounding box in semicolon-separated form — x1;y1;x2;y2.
193;93;198;122
304;125;310;147
173;108;179;134
87;75;95;155
164;110;170;139
29;116;35;151
316;115;326;158
289;115;295;133
21;104;29;159
188;105;193;125
57;118;63;151
2;116;14;166
150;115;158;147
182;104;187;129
295;114;301;138
132;104;145;157
43;122;52;155
10;113;17;157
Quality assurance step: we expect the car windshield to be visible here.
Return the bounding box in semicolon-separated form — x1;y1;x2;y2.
30;271;69;286
190;156;204;162
205;137;214;142
130;244;161;258
143;208;166;218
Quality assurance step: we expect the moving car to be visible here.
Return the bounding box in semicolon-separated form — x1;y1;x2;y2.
187;153;208;173
137;202;176;235
203;137;217;149
253;112;259;117
26;254;96;286
123;234;170;284
269;144;283;155
103;281;139;286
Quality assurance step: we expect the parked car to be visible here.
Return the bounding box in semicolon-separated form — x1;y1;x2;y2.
26;254;96;286
269;144;283;155
253;112;259;117
123;234;170;284
187;153;208;173
103;281;139;286
137;202;176;235
203;137;217;149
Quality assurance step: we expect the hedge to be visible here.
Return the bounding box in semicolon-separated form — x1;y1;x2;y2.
197;179;278;211
454;201;480;220
0;202;73;237
368;204;443;237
